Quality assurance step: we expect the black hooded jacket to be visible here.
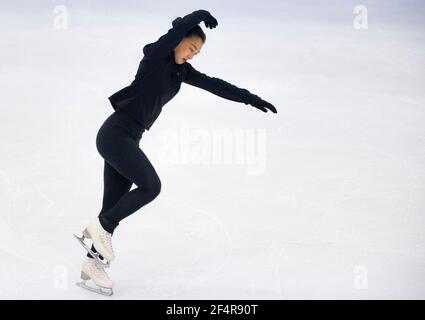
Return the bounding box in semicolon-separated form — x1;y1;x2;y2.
108;9;256;131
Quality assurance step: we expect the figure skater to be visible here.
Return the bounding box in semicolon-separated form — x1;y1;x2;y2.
74;9;277;295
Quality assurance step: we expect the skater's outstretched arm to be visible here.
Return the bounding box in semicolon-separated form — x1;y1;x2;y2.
183;62;277;113
143;9;216;59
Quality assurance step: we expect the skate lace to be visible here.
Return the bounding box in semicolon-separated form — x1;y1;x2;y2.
90;261;108;277
100;230;114;254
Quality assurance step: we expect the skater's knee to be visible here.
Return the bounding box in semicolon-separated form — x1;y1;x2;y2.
149;177;161;198
140;176;161;199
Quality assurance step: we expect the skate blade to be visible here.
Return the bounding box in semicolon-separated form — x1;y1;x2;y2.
76;281;113;296
73;234;111;269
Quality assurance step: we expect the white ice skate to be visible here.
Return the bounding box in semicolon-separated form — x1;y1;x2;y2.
76;257;113;296
73;219;115;268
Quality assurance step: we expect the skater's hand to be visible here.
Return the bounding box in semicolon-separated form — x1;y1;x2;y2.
253;100;277;113
203;12;218;29
250;94;277;113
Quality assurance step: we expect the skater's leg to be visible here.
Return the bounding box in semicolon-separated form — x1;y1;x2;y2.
99;160;133;217
78;109;150;264
96;125;161;234
87;160;132;259
99;145;161;233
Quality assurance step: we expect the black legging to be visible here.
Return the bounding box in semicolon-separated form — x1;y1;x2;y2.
88;108;161;259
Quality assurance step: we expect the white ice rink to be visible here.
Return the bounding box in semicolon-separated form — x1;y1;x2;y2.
0;0;424;299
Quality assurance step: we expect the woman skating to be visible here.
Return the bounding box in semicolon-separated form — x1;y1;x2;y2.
74;9;277;295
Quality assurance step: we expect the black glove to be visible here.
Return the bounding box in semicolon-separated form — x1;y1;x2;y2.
249;94;277;113
203;12;218;29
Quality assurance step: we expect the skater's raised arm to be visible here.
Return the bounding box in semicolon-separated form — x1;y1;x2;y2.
183;63;277;113
143;10;215;59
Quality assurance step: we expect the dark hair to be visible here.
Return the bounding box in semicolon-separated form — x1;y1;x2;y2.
172;17;206;43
